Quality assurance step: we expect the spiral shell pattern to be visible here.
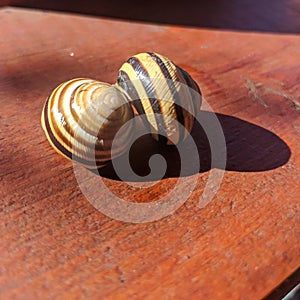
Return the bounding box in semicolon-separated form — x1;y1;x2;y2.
41;78;134;168
116;52;202;145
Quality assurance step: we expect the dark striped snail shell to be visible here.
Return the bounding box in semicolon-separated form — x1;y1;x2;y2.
41;78;134;169
116;52;202;145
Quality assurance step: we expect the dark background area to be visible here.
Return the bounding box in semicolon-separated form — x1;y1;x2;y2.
1;0;300;34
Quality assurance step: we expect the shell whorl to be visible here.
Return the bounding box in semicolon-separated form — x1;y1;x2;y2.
116;52;202;145
41;78;134;169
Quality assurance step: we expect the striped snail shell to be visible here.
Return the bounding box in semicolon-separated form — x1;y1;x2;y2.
116;52;202;145
41;78;134;169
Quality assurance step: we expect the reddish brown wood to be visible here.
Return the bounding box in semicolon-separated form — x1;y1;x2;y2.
0;7;299;299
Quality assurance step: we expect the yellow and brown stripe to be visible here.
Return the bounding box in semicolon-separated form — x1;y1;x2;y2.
41;78;134;168
116;52;202;145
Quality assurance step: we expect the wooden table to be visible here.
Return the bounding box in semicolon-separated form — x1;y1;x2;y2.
0;5;299;299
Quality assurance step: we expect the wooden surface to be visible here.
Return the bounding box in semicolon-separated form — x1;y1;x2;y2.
0;6;299;299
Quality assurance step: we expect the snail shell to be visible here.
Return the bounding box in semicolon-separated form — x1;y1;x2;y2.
116;52;202;145
41;78;134;168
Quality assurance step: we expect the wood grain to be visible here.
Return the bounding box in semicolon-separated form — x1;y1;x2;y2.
0;7;299;299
